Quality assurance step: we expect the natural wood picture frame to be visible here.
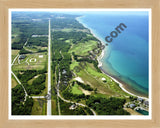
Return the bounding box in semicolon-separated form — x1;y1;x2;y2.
0;0;160;128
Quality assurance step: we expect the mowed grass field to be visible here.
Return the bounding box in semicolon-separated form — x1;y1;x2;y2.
31;98;47;115
71;61;130;97
69;40;97;56
11;50;19;62
11;75;18;88
12;52;47;71
71;84;83;95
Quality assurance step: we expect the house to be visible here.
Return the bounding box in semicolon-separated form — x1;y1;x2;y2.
62;69;67;75
19;55;26;60
144;101;149;106
129;104;136;108
137;97;143;103
69;104;77;110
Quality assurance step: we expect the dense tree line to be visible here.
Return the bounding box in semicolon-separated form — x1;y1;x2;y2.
51;33;73;91
24;74;46;95
59;98;87;115
62;88;87;102
12;84;33;115
19;48;32;54
17;70;39;83
86;96;130;115
12;34;27;50
27;37;48;47
51;18;85;29
75;81;93;91
12;19;48;50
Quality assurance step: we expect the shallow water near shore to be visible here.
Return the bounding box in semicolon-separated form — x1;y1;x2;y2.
77;11;149;97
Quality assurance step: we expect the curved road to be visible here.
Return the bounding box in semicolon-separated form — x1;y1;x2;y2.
56;64;96;116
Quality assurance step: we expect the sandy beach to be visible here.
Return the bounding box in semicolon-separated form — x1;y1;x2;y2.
76;16;149;101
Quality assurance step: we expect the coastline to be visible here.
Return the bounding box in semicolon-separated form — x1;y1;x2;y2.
76;16;148;101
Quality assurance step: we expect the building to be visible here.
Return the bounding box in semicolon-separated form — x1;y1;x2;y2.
137;97;143;103
129;104;136;108
144;101;149;106
69;104;77;110
19;55;26;60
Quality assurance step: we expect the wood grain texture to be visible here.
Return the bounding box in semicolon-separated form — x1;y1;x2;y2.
0;0;160;128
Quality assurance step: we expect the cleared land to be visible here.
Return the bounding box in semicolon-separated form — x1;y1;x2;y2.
31;98;47;115
71;84;83;95
69;40;97;56
12;53;47;71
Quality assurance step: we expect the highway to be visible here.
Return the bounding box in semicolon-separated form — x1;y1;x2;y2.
47;19;52;115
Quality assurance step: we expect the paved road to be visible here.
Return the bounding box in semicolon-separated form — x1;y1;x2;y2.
11;54;19;66
31;96;45;98
47;19;52;115
56;65;61;115
11;71;28;101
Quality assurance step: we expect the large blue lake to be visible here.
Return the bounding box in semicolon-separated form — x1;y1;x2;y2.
77;11;149;96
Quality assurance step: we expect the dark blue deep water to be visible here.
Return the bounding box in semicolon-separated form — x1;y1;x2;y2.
77;11;149;96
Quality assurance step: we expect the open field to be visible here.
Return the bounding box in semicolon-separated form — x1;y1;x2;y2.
11;35;21;44
71;84;83;95
31;98;47;115
11;50;19;62
12;52;47;71
69;40;97;56
71;62;130;97
51;100;58;115
24;46;47;53
11;75;18;88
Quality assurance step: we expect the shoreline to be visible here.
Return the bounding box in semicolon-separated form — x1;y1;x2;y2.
76;16;149;101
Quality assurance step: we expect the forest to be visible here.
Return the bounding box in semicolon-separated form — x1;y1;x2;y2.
12;84;33;115
86;96;130;115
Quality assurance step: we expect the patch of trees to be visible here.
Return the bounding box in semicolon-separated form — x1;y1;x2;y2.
27;37;48;47
17;70;39;83
75;81;93;91
72;52;101;73
84;107;94;115
52;31;87;43
19;48;32;54
51;35;72;91
24;74;46;95
12;84;33;115
17;69;47;83
86;96;130;115
12;34;27;50
62;89;87;102
12;18;48;50
51;18;85;29
80;36;100;42
59;98;87;115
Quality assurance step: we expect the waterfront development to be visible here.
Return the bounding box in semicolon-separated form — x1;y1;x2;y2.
11;11;150;116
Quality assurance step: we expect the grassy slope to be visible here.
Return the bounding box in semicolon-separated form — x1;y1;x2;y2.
71;84;83;95
11;50;19;62
70;60;130;97
11;75;18;88
69;40;97;56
